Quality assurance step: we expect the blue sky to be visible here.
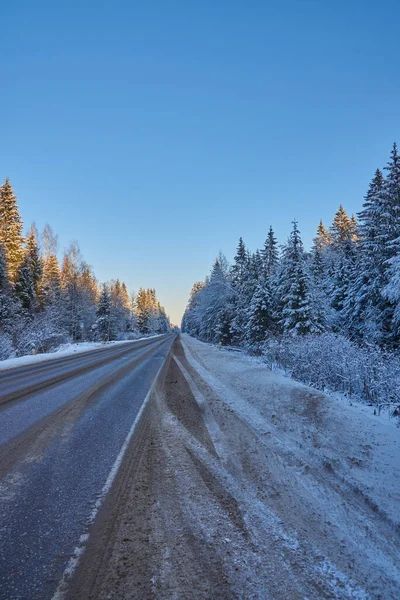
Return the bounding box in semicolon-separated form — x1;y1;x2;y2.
2;1;399;325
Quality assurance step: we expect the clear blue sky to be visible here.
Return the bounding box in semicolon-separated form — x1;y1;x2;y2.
2;1;399;325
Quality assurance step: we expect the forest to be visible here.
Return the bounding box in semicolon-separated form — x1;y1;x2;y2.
182;143;400;411
0;180;170;359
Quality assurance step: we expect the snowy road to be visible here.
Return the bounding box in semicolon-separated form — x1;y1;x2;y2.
0;334;174;600
66;335;400;600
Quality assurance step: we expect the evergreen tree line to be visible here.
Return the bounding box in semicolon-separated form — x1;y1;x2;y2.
0;179;170;358
182;142;400;350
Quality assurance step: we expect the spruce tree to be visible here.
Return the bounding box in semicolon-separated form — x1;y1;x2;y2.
278;221;322;336
182;281;205;337
0;179;25;281
330;205;354;246
311;220;332;279
15;255;35;310
0;243;9;291
95;284;114;341
0;243;18;333
262;226;279;276
231;237;249;286
344;169;384;340
379;143;400;341
25;224;43;301
246;277;274;344
230;238;254;344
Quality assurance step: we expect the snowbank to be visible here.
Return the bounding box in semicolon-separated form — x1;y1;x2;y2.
0;335;163;373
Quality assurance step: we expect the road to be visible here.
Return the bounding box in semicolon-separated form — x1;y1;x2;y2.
66;335;400;600
0;334;174;600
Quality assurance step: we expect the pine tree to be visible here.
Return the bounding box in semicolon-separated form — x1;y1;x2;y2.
230;238;254;344
246;277;274;344
0;243;9;291
0;179;25;281
344;169;384;340
25;224;43;302
15;255;35;310
251;251;263;281
379;143;400;341
311;220;332;280
278;221;322;336
0;243;19;333
327;206;358;332
182;281;205;336
231;237;249;287
330;205;354;246
95;284;114;341
262;226;279;276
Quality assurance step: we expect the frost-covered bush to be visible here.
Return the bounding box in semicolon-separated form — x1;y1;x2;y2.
15;310;69;355
0;332;15;360
261;333;400;406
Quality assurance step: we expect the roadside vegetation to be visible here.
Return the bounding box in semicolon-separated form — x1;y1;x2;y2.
182;142;400;413
0;180;171;359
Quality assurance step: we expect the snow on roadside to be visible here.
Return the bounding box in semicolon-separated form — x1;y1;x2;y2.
181;334;399;519
179;333;400;598
0;335;163;373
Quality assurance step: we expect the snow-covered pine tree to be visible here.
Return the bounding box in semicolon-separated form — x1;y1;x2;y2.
25;224;43;303
197;259;233;343
305;221;332;332
328;206;358;332
95;284;114;341
231;237;249;286
344;169;384;340
0;179;25;281
251;250;263;281
0;243;16;330
15;255;35;310
311;220;332;278
261;226;279;276
330;205;354;246
246;276;275;344
182;281;206;337
0;243;19;356
230;238;253;344
0;244;9;291
278;221;322;336
156;302;171;333
379;143;400;341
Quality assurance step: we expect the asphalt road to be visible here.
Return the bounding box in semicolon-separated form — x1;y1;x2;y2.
0;334;174;600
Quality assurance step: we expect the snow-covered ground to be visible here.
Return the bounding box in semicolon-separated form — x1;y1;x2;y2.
177;334;400;598
64;333;400;599
0;336;162;373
